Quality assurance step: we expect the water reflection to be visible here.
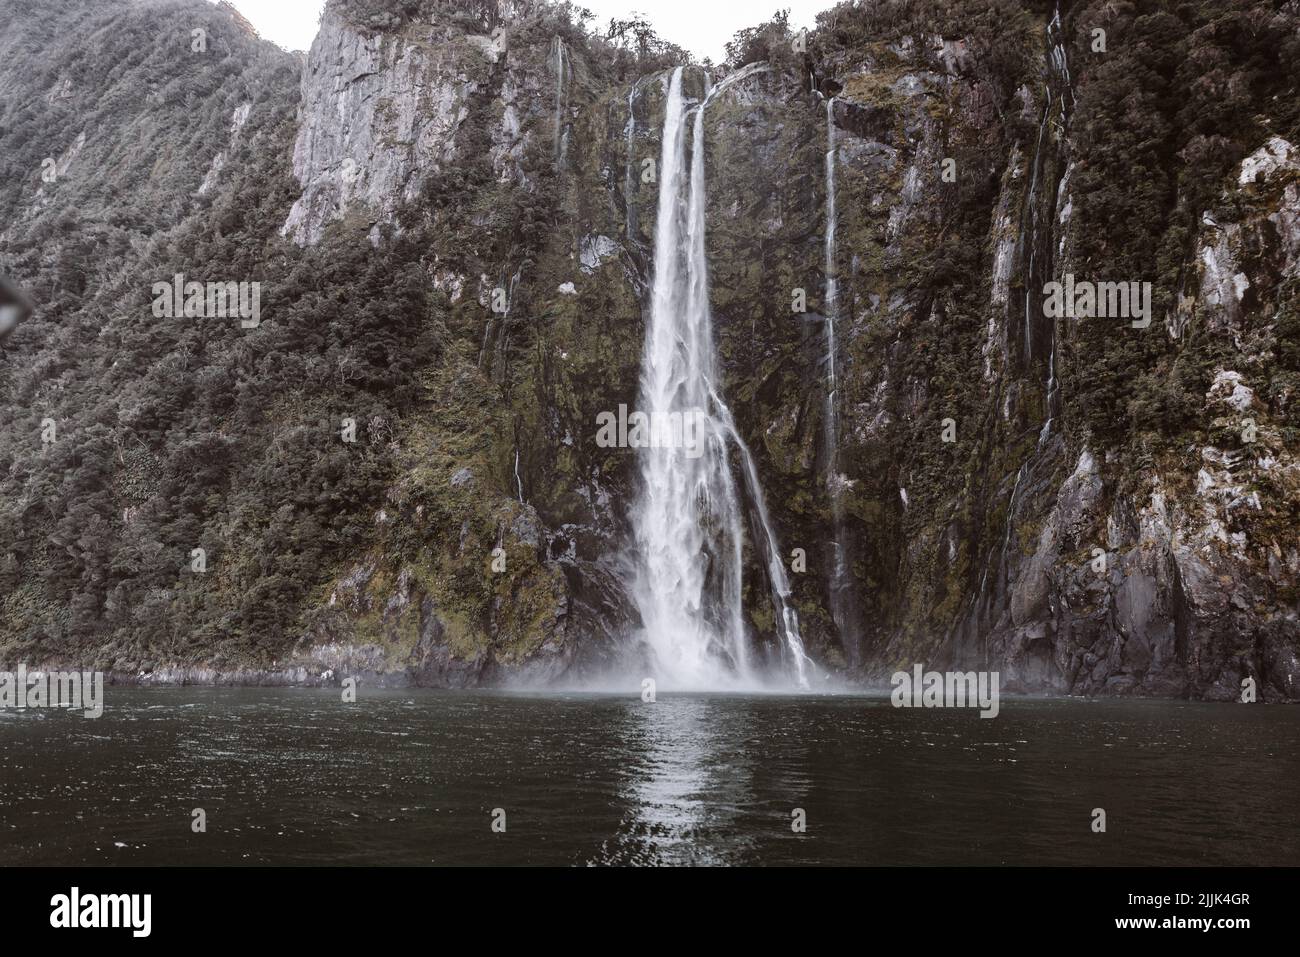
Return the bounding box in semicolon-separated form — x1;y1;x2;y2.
1;689;1297;866
591;696;756;865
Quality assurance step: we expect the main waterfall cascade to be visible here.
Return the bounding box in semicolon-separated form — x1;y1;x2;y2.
630;67;812;690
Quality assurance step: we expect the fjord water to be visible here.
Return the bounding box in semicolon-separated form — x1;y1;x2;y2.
3;688;1297;866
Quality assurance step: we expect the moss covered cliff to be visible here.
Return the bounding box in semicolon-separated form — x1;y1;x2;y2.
2;0;1298;699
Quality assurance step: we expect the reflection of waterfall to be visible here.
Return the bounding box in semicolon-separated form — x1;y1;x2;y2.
630;67;811;690
589;698;754;865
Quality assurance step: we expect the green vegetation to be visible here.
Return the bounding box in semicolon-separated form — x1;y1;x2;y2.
2;0;1296;691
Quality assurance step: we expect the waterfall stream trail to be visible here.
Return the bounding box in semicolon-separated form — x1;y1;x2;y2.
630;66;811;690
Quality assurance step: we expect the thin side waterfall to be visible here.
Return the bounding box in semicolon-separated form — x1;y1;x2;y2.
1040;342;1058;448
478;266;520;378
553;37;568;166
694;86;808;685
630;67;810;689
1030;1;1072;441
822;97;852;647
969;6;1074;653
721;405;811;689
700;61;771;108
623;78;641;239
1042;0;1071;440
1022;97;1050;364
1049;2;1073;114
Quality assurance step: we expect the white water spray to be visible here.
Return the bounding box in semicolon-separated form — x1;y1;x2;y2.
630;67;811;690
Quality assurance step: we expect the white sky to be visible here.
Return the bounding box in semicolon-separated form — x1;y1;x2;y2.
215;0;826;62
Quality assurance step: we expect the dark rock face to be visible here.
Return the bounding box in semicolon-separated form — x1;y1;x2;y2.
1;0;1297;699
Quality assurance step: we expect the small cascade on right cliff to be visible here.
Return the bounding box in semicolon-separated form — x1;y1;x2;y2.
629;67;811;690
821;97;856;660
965;5;1075;661
1029;1;1073;443
552;37;568;166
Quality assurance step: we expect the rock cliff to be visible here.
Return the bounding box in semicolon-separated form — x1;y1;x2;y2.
1;0;1297;699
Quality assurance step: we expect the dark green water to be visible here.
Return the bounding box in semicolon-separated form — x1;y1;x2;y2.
1;688;1296;866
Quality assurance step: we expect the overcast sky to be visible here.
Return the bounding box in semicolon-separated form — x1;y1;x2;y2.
215;0;827;62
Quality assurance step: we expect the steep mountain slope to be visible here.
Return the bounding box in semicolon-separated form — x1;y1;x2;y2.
0;0;665;684
0;0;429;672
792;1;1300;700
1;0;1297;699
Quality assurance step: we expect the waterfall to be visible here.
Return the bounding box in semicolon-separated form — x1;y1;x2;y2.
553;38;568;166
966;5;1073;654
630;67;811;690
1043;1;1071;437
623;79;640;240
1031;1;1072;437
478;266;520;378
823;99;840;460
700;61;771;109
1048;3;1073;115
821;97;854;655
1022;100;1048;364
